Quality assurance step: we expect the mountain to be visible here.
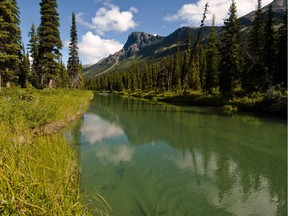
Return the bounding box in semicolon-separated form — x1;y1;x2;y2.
239;0;287;26
84;0;287;77
83;27;219;76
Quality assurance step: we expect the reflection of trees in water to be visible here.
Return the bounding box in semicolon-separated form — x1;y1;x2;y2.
91;94;287;215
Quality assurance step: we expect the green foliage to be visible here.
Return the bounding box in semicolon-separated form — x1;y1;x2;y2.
67;12;83;89
206;15;219;93
38;0;62;88
274;9;287;87
223;105;238;113
219;0;241;95
0;88;94;215
27;23;39;86
0;0;21;87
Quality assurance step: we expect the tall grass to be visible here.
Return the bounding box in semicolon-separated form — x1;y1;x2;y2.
0;88;93;215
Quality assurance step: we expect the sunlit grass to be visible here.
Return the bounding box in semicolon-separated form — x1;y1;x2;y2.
0;88;94;215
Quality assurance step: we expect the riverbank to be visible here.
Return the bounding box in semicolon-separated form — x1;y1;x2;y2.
0;88;93;215
115;89;287;118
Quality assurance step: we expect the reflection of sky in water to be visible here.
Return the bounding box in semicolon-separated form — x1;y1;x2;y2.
81;113;134;165
95;143;134;165
172;150;278;216
81;114;124;144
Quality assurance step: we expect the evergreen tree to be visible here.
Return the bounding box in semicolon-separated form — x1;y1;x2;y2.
245;0;266;91
27;23;39;86
205;15;219;93
38;0;62;88
263;5;276;87
189;44;202;91
67;12;83;89
0;0;21;88
181;31;191;91
219;0;241;95
249;0;265;57
188;2;208;91
59;60;69;88
172;44;181;92
19;48;30;88
199;46;206;90
274;9;287;86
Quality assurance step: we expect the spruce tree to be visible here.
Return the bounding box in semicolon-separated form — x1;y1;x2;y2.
19;47;30;88
219;0;241;95
0;0;21;88
181;31;191;91
67;12;83;89
206;15;219;94
38;0;62;88
249;0;265;57
245;0;266;91
188;2;208;91
27;23;39;86
59;60;69;88
274;9;287;86
172;44;181;92
263;5;276;87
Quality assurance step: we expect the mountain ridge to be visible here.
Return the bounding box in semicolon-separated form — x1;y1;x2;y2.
84;0;287;77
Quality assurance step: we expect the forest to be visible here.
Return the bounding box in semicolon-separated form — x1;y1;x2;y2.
0;0;83;89
85;0;287;115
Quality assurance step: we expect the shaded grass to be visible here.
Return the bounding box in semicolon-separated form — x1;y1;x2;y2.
0;88;95;215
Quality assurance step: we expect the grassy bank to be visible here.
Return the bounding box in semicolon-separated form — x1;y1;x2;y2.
0;88;93;215
116;88;287;118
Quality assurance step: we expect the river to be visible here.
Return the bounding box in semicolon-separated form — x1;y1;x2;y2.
64;93;287;216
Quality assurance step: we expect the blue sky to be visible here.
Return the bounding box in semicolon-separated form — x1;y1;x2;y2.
18;0;272;65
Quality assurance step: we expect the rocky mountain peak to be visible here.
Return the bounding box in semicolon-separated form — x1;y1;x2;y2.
123;32;164;57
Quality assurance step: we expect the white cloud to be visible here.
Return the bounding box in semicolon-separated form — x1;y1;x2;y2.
129;6;138;14
164;0;272;26
78;31;123;64
77;3;137;35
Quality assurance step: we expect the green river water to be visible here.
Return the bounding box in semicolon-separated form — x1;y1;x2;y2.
65;93;287;216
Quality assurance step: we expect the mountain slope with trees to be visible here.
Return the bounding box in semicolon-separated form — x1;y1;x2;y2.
85;0;287;117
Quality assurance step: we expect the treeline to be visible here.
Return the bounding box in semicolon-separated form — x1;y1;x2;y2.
0;0;83;89
86;0;287;95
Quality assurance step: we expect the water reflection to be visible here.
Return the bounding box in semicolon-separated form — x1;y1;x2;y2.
81;114;124;144
77;94;286;216
172;149;279;216
94;143;134;165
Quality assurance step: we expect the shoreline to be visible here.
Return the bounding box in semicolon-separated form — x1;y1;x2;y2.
0;88;94;215
112;90;287;119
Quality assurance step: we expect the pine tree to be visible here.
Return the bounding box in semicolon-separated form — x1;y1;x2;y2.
172;44;181;92
38;0;62;88
181;31;191;91
249;0;265;57
206;15;219;94
59;60;69;88
219;0;241;95
27;23;39;86
188;2;208;91
189;44;202;91
0;0;21;88
263;5;276;87
19;47;30;88
274;9;287;86
67;12;83;89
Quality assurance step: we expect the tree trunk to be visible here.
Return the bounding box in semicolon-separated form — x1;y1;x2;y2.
6;81;11;88
48;78;53;88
